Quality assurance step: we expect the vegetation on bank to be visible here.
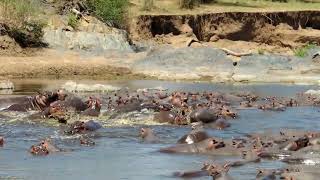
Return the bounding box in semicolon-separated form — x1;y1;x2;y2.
0;0;46;47
294;43;317;57
130;0;320;15
87;0;128;28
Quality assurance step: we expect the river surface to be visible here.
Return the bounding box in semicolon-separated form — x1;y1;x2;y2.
0;80;319;180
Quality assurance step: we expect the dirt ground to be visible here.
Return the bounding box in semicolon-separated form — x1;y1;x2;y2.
0;49;148;80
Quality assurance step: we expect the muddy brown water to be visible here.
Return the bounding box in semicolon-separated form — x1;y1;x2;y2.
0;80;319;179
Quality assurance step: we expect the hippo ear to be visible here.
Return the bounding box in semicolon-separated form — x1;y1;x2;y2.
256;169;263;176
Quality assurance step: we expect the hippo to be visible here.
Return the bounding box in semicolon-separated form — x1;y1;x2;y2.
27;104;68;123
81;97;102;117
139;128;158;143
207;163;234;180
153;111;176;123
160;138;242;156
153;110;188;125
172;163;211;178
0;137;3;146
256;169;278;180
189;108;219;123
51;95;88;113
30;139;60;155
206;119;231;130
80;136;95;146
64;120;102;135
177;128;210;144
4;90;66;112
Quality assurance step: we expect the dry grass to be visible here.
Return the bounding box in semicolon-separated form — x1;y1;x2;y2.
128;0;320;16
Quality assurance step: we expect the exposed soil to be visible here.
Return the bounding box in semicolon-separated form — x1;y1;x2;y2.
0;49;148;80
131;11;320;54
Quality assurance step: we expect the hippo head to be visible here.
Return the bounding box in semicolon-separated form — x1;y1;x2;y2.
80;137;95;146
207;163;231;179
30;140;50;156
86;97;102;111
206;138;225;150
47;105;68;123
140;128;152;139
256;169;276;179
219;106;237;119
65;121;86;135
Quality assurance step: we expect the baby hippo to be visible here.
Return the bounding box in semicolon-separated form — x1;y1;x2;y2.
0;137;4;146
30;139;60;156
139;128;159;143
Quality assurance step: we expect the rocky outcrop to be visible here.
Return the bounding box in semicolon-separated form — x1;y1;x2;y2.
43;16;133;52
132;46;320;84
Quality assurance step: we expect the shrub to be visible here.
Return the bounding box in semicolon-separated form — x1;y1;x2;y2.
87;0;129;27
294;43;317;57
8;21;47;48
142;0;154;11
67;13;79;30
0;0;46;47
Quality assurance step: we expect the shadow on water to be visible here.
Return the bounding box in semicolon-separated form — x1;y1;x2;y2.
0;79;319;179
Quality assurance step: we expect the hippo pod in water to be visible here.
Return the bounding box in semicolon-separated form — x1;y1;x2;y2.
30;139;60;156
160;138;242;156
64;120;102;135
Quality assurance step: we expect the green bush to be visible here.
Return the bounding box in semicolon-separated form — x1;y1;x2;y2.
294;43;317;57
9;21;47;48
87;0;129;27
67;13;79;30
142;0;154;11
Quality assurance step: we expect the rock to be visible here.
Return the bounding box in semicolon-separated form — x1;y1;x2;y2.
61;81;120;92
0;80;14;90
43;29;133;52
132;47;234;81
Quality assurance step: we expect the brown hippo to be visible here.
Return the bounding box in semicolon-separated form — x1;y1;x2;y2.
80;136;95;146
4;90;67;112
30;139;60;156
189;108;219;123
51;95;88;113
177;126;210;144
207;163;234;180
0;137;3;146
153;111;176;123
256;169;279;180
81;97;102;117
160;138;242;156
172;163;211;178
28;104;68;123
206;119;231;130
64;120;102;135
139;128;158;143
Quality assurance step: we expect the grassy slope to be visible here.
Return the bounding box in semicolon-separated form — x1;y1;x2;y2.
129;0;320;16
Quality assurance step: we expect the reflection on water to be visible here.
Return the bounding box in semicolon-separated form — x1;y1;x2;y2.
0;80;319;180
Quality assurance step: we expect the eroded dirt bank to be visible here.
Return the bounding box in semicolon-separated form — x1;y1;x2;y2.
132;11;320;53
